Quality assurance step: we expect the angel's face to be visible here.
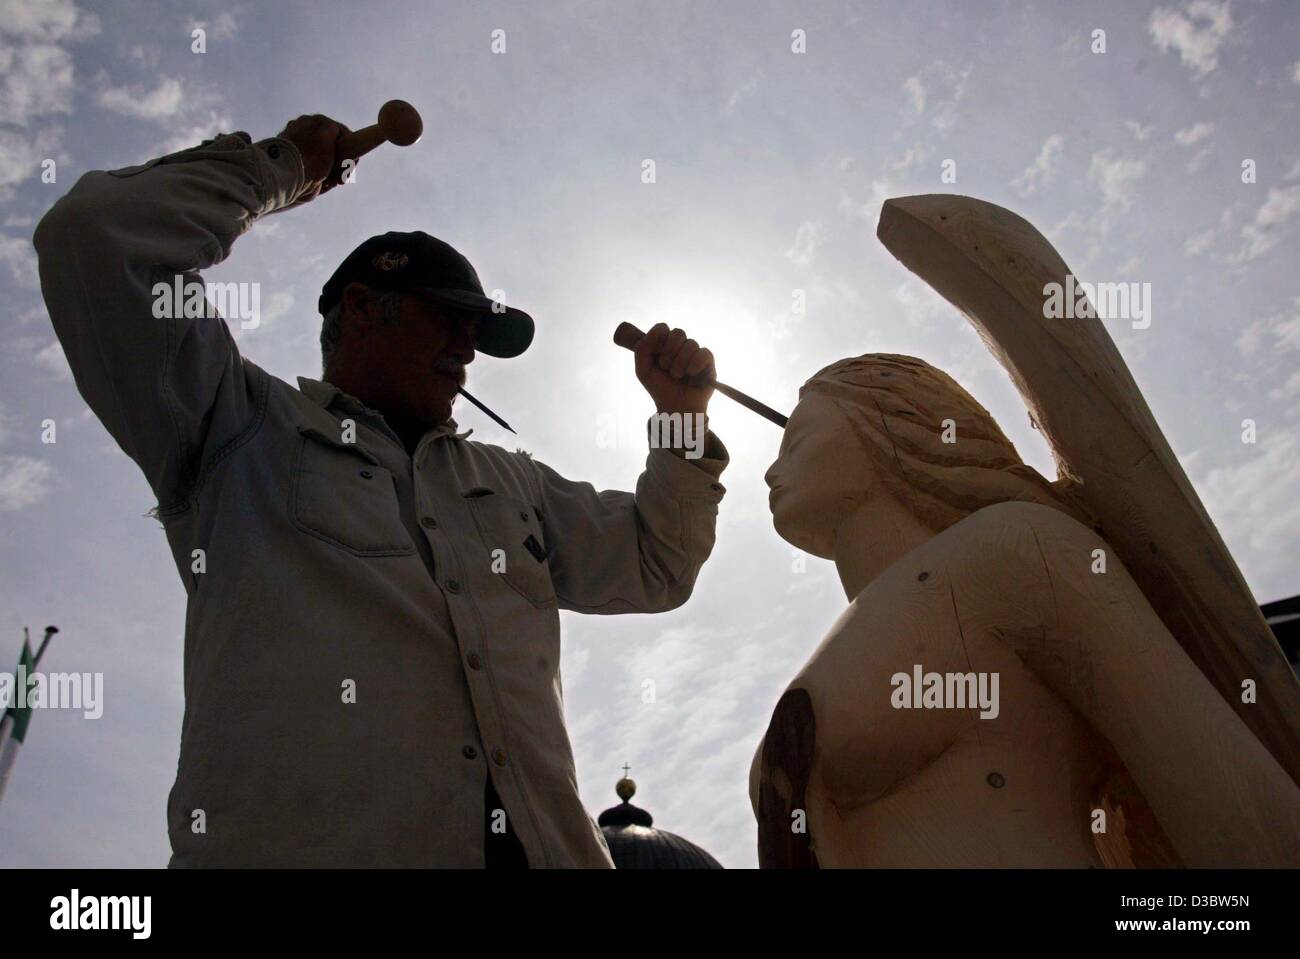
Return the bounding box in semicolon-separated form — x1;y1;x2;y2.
765;391;878;559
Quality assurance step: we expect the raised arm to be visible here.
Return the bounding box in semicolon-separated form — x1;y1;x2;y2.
33;115;348;509
530;322;731;613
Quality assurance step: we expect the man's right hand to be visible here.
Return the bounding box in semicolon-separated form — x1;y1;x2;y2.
276;114;354;205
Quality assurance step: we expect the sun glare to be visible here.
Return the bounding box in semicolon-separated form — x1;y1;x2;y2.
605;280;791;479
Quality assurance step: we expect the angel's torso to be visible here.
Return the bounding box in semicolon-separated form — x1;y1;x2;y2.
788;502;1176;868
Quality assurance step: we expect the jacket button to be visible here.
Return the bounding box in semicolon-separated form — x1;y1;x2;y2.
492;748;508;766
467;652;482;670
462;745;478;760
359;469;373;479
520;511;529;522
421;516;437;529
446;579;461;594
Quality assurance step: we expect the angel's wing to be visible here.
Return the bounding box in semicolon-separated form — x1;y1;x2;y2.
877;193;1300;786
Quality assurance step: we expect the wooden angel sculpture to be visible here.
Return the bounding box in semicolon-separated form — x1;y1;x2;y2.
749;195;1300;868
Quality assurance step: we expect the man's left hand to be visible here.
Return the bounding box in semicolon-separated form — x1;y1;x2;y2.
634;323;716;417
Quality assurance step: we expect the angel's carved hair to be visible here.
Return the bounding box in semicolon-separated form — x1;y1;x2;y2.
799;354;1095;532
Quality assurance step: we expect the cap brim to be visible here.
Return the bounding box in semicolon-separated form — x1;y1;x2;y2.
417;289;535;358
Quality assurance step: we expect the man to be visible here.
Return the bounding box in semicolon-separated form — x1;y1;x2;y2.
34;113;729;867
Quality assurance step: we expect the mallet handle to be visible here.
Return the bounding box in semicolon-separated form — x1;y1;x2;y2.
612;322;789;428
338;125;386;161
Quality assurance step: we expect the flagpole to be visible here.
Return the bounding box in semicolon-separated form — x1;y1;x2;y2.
32;626;59;668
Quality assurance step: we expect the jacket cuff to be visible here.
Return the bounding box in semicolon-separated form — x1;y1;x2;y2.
250;136;308;214
645;429;728;501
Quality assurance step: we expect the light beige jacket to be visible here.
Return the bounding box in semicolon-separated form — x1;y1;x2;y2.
34;132;729;867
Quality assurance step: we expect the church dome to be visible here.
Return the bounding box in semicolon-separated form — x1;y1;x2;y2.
596;771;723;869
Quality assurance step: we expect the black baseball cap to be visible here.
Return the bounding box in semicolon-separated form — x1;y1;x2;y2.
317;230;534;358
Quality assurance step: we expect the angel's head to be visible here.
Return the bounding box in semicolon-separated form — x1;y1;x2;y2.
765;354;1079;559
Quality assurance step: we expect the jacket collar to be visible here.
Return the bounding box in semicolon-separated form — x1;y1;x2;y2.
296;377;474;441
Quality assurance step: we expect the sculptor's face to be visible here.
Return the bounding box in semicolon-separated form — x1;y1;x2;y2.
333;283;477;427
371;291;477;427
764;391;878;558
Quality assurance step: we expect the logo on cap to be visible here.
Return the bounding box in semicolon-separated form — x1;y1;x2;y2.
372;251;409;272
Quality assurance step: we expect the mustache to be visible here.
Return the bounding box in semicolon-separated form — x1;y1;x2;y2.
432;359;466;386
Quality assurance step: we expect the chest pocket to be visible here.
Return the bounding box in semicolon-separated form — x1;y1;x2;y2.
290;425;415;557
464;486;557;608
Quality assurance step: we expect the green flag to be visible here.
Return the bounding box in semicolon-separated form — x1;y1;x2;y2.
0;637;39;803
7;638;37;740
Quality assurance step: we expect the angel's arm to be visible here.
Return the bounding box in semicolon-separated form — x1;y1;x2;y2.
1007;504;1300;866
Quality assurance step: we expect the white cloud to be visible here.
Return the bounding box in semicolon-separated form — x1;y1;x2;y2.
157;109;235;156
0;44;76;125
932;68;970;131
1198;431;1300;598
837;179;893;224
1047;151;1149;266
0;233;39;288
1292;61;1300;85
888;143;927;172
1174;121;1214;145
1125;121;1155;142
0;0;100;42
127;44;157;67
0;126;62;196
261;291;295;328
1149;0;1234;77
903;76;925;113
1236;297;1300;356
785;222;823;266
1281;311;1300;354
1231;185;1300;265
895;276;950;330
1011;134;1063;197
1184;225;1216;256
33;339;72;381
1186;146;1211;174
1235;320;1264;355
725;74;761;115
567;614;799;867
96;76;185;120
1269;370;1300;402
1089;149;1147;215
1263;297;1300;353
901;61;970;131
0;0;97;210
191;11;237;41
561;643;591;691
0;455;54;511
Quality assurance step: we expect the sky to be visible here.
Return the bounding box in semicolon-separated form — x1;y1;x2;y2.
0;0;1297;868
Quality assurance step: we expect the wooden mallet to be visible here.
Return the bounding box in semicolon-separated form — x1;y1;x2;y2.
338;99;424;161
613;322;789;428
